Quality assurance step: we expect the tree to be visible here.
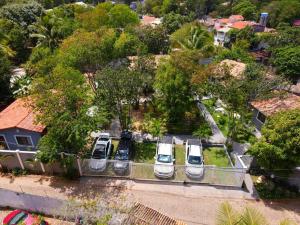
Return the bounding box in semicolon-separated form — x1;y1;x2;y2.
232;0;257;20
31;64;107;162
263;0;300;28
142;115;167;138
0;2;43;28
108;4;139;28
216;201;296;225
154;59;192;122
0;50;12;106
95;66;143;129
134;25;169;54
170;22;215;56
162;12;192;34
272;45;300;81
59;28;117;73
113;32;147;58
249;109;300;171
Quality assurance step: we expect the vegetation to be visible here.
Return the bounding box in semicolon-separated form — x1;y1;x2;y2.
249;109;300;171
203;148;230;167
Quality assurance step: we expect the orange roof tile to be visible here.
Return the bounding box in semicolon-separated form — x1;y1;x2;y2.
0;98;45;132
229;15;244;22
230;21;253;29
218;18;230;24
251;94;300;116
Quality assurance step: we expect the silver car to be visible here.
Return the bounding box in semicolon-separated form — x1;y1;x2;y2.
185;139;204;179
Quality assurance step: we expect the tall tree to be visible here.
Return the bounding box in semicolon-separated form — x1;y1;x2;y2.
0;50;12;106
249;109;300;171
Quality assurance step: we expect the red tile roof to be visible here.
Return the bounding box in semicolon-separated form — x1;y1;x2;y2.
251;94;300;116
293;19;300;27
229;15;244;22
0;98;45;132
218;18;230;24
230;21;254;30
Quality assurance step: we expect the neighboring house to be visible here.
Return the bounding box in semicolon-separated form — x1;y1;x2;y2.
0;98;45;151
141;15;161;27
293;19;300;27
250;94;300;130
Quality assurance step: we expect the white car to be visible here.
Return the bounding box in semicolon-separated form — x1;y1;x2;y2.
89;133;112;172
185;139;204;179
154;140;175;179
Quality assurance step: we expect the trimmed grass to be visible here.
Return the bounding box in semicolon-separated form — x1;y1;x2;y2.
134;142;156;164
175;144;185;165
203;147;230;167
109;140;119;159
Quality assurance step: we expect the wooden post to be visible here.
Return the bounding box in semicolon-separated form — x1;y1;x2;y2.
15;150;24;170
77;158;82;176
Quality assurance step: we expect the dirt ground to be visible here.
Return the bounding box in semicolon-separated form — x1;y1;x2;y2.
0;174;299;225
0;209;73;225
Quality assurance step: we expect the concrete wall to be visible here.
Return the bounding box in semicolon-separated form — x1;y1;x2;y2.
0;128;42;151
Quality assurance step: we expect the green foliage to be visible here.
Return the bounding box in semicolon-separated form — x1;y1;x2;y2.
108;4;139;28
154;59;192;122
232;0;257;20
134;25;169;54
263;0;300;28
12;167;28;176
142;114;167;137
162;12;192;34
0;50;12;106
249;109;300;170
95;66;143;129
113;32;147;58
272;45;300;81
32;64;107;161
59;28;116;72
216;42;254;63
170;22;214;55
0;1;43;28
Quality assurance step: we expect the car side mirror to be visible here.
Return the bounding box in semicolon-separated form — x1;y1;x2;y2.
173;159;175;162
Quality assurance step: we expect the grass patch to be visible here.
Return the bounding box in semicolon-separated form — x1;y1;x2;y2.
175;145;185;165
203;147;230;167
134;142;156;164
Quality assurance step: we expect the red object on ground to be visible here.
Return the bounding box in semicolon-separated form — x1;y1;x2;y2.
2;209;48;225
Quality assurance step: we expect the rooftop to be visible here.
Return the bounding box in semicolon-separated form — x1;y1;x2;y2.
141;15;161;27
230;21;254;30
251;94;300;116
0;98;45;132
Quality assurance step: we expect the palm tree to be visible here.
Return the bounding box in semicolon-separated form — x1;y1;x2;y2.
0;154;14;170
217;202;297;225
0;33;15;57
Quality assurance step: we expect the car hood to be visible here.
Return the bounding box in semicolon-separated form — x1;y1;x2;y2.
89;159;107;170
114;161;129;169
154;164;174;174
186;165;204;176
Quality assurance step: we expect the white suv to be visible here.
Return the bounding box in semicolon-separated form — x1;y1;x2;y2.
89;133;112;171
154;138;175;179
185;139;204;179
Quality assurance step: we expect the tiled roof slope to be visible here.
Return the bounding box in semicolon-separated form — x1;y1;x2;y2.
0;98;45;132
251;94;300;116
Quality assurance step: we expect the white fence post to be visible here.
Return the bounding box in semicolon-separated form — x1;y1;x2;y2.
40;162;45;173
15;150;25;170
77;158;82;176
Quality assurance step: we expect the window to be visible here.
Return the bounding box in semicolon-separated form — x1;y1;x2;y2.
0;135;8;150
15;135;32;146
257;111;266;124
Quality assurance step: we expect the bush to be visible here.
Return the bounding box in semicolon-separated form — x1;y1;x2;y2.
12;167;28;176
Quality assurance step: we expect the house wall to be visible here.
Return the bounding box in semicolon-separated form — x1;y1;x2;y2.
252;109;265;131
0;128;42;151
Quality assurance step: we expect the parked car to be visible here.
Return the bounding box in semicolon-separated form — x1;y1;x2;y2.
154;138;175;179
89;133;112;171
114;131;134;174
185;139;204;179
2;210;48;225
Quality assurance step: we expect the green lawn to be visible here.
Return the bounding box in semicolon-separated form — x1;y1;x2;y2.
134;142;157;164
203;147;231;167
109;139;119;159
175;144;185;165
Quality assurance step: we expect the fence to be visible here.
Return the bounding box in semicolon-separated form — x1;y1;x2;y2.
0;150;246;188
81;159;246;187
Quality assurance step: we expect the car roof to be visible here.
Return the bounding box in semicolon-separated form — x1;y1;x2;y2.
158;143;172;155
189;145;202;156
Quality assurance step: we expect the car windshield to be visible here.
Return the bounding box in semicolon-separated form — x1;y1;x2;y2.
188;156;202;165
116;149;129;160
92;144;106;159
157;154;171;163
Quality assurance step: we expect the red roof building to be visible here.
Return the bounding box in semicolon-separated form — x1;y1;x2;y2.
0;98;45;133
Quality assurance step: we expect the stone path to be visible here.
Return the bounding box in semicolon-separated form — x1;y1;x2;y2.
197;101;226;144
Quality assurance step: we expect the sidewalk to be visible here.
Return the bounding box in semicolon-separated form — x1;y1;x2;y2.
0;175;299;225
